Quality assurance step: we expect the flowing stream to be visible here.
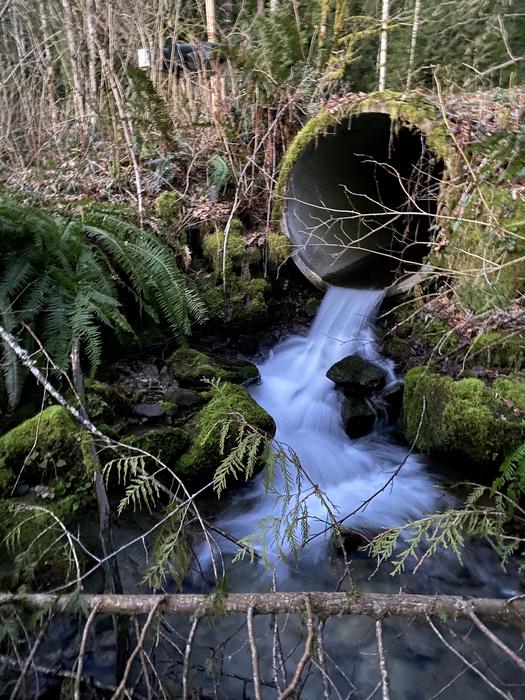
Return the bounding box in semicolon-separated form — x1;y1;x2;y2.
193;285;524;698
34;285;524;698
218;285;440;553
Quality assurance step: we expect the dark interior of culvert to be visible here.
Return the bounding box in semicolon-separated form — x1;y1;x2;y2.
283;112;445;288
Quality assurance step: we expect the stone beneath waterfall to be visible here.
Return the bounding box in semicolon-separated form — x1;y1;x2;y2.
342;397;376;439
326;355;386;394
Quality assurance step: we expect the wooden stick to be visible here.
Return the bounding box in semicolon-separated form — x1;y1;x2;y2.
375;620;391;700
2;592;525;630
247;606;263;700
468;610;525;674
278;596;314;700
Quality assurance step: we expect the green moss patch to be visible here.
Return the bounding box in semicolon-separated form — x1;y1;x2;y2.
169;347;259;387
176;382;275;486
154;190;184;222
0;406;81;490
0;491;91;585
470;331;524;371
402;367;525;465
267;232;293;270
123;427;190;466
202;220;261;276
430;184;525;306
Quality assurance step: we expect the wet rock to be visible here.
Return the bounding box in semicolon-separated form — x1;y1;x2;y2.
169;347;259;387
133;403;165;418
341;397;376;439
176;382;275;487
0;405;80;489
123;427;190;465
163;387;202;408
402;367;525;465
382;382;403;421
327;355;387;394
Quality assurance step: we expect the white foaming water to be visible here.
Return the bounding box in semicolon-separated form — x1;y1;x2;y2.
216;286;440;560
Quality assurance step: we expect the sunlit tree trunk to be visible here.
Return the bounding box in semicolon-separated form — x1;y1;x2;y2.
270;0;279;10
84;0;98;133
406;0;421;91
257;0;265;16
378;0;389;90
37;0;59;130
205;0;217;42
60;0;86;130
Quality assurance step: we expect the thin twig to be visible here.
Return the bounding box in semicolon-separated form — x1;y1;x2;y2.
426;616;513;700
278;596;314;700
375;620;391;700
247;605;263;700
75;601;102;700
182;616;200;700
110;599;163;700
468;610;525;674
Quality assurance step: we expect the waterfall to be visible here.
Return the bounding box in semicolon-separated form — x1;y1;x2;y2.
216;286;439;561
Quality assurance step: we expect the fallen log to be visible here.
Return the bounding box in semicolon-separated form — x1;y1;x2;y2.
1;591;524;630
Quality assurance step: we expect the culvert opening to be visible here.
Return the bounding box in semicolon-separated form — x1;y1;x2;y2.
283;112;445;288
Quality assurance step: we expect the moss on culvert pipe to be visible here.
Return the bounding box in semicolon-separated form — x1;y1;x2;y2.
275;92;453;288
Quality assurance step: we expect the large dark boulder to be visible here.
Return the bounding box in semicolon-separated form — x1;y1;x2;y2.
342;397;376;439
327;355;387;394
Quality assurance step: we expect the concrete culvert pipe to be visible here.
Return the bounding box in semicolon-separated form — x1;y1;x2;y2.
277;95;447;288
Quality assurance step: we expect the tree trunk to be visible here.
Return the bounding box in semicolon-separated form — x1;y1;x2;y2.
60;0;86;130
70;343;128;681
406;0;421;91
83;0;99;134
205;0;217;43
70;343;122;598
37;0;59;131
2;591;525;630
378;0;389;91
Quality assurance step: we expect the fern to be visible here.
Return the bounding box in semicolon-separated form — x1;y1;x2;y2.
127;65;176;150
0;196;207;405
207;155;231;195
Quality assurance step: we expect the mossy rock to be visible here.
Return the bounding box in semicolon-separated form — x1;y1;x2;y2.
84;378;134;420
267;232;292;270
381;312;459;369
430;184;525;305
0;406;81;491
169;347;259;387
202;220;261;276
198;273;270;331
154;190;184;222
227;276;270;327
327;355;387;394
492;375;525;413
176;382;275;486
0;492;90;584
470;331;524;371
123;427;191;466
401;367;525;465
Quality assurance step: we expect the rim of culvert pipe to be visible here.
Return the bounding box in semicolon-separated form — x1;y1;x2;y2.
275;92;453;294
